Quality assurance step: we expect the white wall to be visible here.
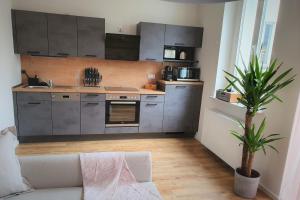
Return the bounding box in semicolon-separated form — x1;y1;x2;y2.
0;0;21;130
197;0;300;199
12;0;202;34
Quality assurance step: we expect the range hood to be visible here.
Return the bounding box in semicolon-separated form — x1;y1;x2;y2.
105;33;140;61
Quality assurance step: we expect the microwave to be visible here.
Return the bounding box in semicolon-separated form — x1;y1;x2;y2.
175;67;200;82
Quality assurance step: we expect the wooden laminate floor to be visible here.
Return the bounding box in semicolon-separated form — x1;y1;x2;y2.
17;138;271;200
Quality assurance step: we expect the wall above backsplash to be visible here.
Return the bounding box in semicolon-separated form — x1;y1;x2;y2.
21;56;163;88
12;0;202;35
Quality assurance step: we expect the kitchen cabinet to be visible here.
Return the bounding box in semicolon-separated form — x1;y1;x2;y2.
17;92;52;136
81;94;105;134
137;22;165;61
47;14;77;57
165;25;203;48
139;95;164;133
52;93;80;135
13;10;48;56
162;84;203;133
77;17;105;58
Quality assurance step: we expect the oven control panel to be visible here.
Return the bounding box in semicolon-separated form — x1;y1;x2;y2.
106;94;141;101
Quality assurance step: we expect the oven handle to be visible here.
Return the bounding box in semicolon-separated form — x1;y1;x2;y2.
110;101;137;105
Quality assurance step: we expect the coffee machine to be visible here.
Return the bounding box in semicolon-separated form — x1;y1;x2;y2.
163;66;175;81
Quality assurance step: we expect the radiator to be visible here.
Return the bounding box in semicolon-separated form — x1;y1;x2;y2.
201;109;243;169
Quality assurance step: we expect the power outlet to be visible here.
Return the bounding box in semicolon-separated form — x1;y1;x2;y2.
147;73;155;80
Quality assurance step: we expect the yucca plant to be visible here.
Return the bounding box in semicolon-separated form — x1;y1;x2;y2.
230;118;282;177
224;54;295;177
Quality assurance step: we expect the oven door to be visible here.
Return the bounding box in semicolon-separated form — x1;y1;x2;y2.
105;101;140;127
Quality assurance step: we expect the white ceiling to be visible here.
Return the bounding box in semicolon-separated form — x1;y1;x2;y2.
163;0;239;3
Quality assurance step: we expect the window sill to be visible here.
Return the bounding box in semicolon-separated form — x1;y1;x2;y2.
209;96;265;115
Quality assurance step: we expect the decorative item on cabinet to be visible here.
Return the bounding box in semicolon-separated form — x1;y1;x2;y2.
83;67;102;87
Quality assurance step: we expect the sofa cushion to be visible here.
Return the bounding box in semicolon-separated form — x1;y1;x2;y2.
0;129;30;198
6;187;82;200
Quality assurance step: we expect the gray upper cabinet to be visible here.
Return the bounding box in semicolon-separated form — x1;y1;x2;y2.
48;14;77;57
165;25;203;47
162;84;203;133
77;17;105;58
14;10;48;56
137;22;165;61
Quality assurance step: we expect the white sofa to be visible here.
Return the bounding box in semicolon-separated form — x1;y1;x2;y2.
8;152;161;200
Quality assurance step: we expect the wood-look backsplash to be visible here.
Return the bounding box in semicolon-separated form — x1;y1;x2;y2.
21;55;164;88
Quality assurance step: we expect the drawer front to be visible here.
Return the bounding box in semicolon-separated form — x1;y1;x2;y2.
52;101;80;135
80;93;105;102
81;102;105;134
141;95;164;102
105;127;139;134
139;102;164;133
17;92;51;102
17;101;52;136
52;93;80;101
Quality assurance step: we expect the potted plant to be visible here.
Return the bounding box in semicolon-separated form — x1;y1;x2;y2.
224;54;295;198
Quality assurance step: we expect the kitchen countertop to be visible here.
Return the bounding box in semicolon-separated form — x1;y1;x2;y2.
158;80;204;85
12;85;165;95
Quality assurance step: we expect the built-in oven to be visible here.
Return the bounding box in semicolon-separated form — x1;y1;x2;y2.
105;94;140;127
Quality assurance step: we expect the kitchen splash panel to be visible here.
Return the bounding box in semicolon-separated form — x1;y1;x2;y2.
20;55;163;88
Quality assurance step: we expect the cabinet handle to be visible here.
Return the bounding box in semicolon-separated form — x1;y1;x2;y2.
145;58;156;61
27;51;40;55
86;94;99;97
146;103;157;106
85;54;96;57
27;102;41;105
146;95;158;98
57;53;69;56
87;102;99;105
175;43;184;46
175;85;187;88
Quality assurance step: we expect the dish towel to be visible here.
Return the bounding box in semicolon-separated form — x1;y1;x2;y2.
80;152;161;200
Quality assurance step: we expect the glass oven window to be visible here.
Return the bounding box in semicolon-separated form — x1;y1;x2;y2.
107;102;139;124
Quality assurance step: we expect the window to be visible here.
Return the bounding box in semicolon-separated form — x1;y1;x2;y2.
235;0;280;70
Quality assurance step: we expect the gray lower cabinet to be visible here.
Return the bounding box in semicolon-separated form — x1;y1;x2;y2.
81;101;105;134
52;93;80;135
139;101;164;133
77;17;105;58
13;10;48;56
17;101;52;136
137;22;165;61
162;84;203;133
47;14;77;57
165;25;203;47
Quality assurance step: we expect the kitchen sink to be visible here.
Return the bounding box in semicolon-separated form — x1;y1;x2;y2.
24;85;50;89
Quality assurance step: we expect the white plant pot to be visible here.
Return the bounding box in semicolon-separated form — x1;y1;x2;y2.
234;168;260;199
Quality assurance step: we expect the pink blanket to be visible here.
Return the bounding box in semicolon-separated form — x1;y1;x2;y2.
80;152;161;200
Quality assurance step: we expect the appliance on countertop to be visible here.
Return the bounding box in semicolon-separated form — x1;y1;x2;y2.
163;66;175;81
21;70;50;87
83;67;102;87
175;67;200;82
105;93;140;127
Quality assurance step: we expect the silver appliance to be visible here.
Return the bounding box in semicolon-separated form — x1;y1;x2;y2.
105;87;140;127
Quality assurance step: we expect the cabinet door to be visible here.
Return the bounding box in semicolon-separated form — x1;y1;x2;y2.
14;10;48;55
163;85;195;132
139;102;164;133
137;22;165;61
81;102;105;134
77;17;105;58
165;25;203;47
48;14;77;57
52;102;80;135
18;101;52;136
191;85;203;132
